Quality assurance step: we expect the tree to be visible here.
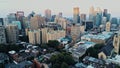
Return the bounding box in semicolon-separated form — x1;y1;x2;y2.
61;62;69;68
94;44;104;49
86;47;98;58
50;52;75;67
52;63;60;68
47;40;60;48
64;55;75;65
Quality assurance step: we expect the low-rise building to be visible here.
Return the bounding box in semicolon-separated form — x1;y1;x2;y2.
69;41;96;61
81;31;114;45
106;55;120;66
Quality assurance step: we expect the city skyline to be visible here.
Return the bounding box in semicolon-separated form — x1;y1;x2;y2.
0;0;120;18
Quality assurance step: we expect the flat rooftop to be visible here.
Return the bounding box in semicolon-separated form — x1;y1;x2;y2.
69;41;96;57
81;31;114;40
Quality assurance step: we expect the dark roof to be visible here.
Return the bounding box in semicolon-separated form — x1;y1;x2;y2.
99;44;114;56
83;56;105;65
5;61;33;68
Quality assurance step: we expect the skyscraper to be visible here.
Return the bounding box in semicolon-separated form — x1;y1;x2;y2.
102;17;107;25
12;21;22;30
30;15;46;30
55;17;67;30
80;14;86;22
73;7;80;23
7;13;16;24
47;29;66;43
103;9;108;17
89;6;96;27
111;17;118;25
58;12;62;18
106;22;111;32
16;11;24;29
95;13;102;27
45;9;51;22
0;25;6;44
6;24;19;43
89;6;95;15
106;13;111;22
0;18;4;25
71;24;81;42
28;29;41;44
113;35;119;54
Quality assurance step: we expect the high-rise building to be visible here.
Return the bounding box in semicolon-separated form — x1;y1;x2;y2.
16;11;24;29
95;13;102;27
119;18;120;25
0;25;6;44
103;9;108;17
30;15;46;30
102;17;107;25
111;17;118;25
28;29;41;44
58;12;62;18
47;29;66;42
106;22;111;32
55;17;67;30
7;13;16;24
0;18;4;25
89;6;95;21
23;17;30;29
82;21;94;31
41;28;47;44
113;35;119;54
71;24;81;42
80;14;86;22
6;24;19;43
106;13;111;22
51;15;56;22
16;11;24;19
89;6;95;15
12;21;22;30
73;7;80;23
45;9;51;22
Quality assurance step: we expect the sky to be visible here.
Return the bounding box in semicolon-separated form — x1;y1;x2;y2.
0;0;120;18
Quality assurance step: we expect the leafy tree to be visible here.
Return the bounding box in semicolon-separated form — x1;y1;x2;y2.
50;52;75;67
61;62;69;68
0;44;7;53
27;56;34;61
94;44;104;49
0;44;24;53
64;55;75;65
47;40;60;48
52;63;60;68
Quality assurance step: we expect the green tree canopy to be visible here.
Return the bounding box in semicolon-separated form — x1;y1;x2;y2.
61;62;69;68
50;52;75;67
47;40;60;48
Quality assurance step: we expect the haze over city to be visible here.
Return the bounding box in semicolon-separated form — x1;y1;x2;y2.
0;0;120;68
0;0;120;17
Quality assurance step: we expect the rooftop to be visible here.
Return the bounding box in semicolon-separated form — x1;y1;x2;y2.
81;31;114;40
69;41;96;58
83;56;105;65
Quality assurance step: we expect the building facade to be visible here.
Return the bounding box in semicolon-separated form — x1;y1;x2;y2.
0;26;6;44
6;24;19;43
45;9;51;22
30;15;46;30
106;22;111;32
73;7;80;23
28;29;41;44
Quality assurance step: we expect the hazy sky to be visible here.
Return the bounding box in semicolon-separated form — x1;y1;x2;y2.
0;0;120;17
